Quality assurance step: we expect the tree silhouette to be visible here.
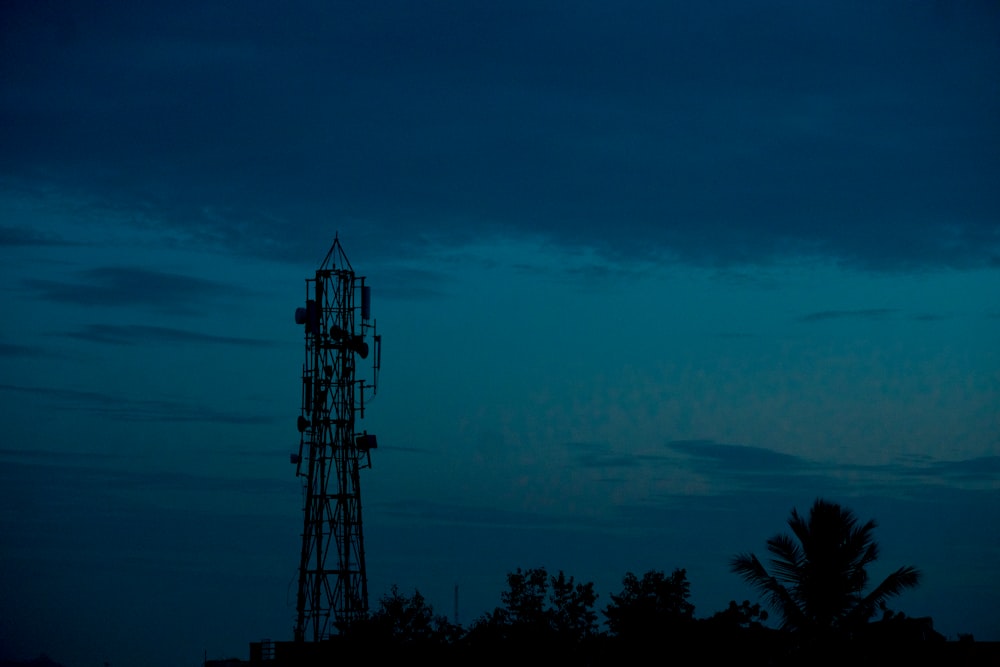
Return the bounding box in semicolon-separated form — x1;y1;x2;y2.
706;599;769;630
548;570;599;641
731;498;921;640
351;584;457;645
468;567;599;646
603;568;694;639
500;567;549;628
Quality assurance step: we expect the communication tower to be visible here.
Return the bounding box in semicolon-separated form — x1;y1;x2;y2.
292;236;381;642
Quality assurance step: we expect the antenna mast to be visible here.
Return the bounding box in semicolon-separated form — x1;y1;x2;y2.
292;236;381;642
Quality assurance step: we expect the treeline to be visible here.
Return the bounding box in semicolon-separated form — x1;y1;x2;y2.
269;499;995;666
341;566;943;666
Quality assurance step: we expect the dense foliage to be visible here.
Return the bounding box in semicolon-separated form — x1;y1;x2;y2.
326;499;961;665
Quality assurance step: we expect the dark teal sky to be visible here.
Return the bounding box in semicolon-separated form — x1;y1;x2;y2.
1;2;998;666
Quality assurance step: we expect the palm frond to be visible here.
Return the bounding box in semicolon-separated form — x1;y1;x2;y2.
731;552;804;630
733;499;922;635
843;565;921;628
867;566;922;604
766;534;803;585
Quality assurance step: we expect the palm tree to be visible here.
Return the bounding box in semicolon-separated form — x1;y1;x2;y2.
731;498;921;638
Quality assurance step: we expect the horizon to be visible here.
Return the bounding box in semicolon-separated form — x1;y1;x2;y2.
1;2;998;666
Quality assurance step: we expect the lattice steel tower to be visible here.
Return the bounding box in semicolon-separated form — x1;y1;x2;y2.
292;236;381;642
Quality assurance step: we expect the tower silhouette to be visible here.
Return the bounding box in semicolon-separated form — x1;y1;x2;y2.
292;236;381;642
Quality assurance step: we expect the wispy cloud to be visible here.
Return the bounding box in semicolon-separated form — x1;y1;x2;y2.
100;467;298;496
0;383;275;424
896;455;1000;486
0;458;298;523
660;440;1000;495
665;439;810;473
574;452;645;469
376;499;577;529
22;266;248;314
0;341;58;358
66;324;271;346
379;444;435;454
0;447;117;463
797;308;896;323
375;266;453;300
563;440;669;471
582;453;669;471
0;225;76;247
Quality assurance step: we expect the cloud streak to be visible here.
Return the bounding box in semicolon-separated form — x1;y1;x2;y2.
659;440;999;495
0;383;276;425
375;499;608;531
665;440;809;472
0;341;56;358
66;324;272;347
22;266;248;314
0;225;76;247
798;309;896;322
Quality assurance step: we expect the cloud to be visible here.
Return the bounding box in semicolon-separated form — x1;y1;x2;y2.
665;439;810;473
374;266;454;301
379;444;435;454
0;447;117;463
0;341;57;358
574;452;645;469
0;383;276;424
897;455;1000;486
22;266;247;314
1;2;996;270
660;440;999;495
66;324;272;346
0;455;297;498
797;309;896;322
375;499;606;531
0;225;76;247
559;440;998;499
561;440;672;472
104;468;298;497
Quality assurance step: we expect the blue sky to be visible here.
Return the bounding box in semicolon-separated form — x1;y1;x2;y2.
1;2;998;665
